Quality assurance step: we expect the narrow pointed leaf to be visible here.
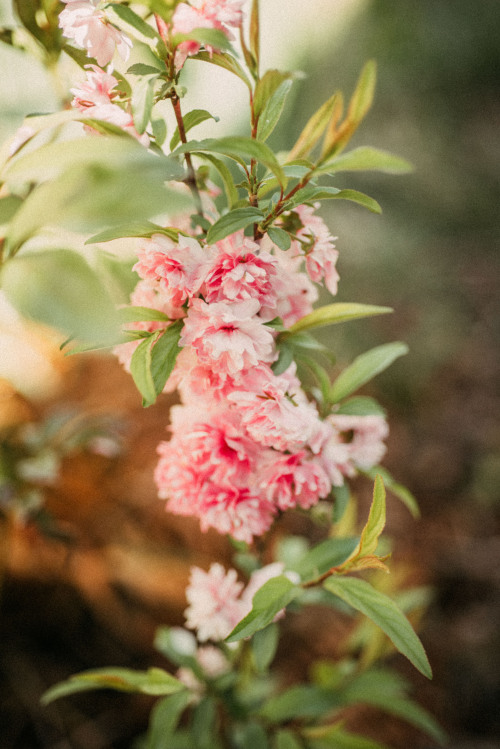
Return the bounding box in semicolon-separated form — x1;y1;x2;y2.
288;93;343;161
131;74;157;134
316;146;413;176
363;466;420;518
329;342;408;403
226;575;298;642
170;109;219;151
107;4;158;39
198;152;239;207
118;306;171;323
288;303;392;334
146;691;192;748
191;51;252;89
86;222;180;244
206;206;264;244
257;79;293;142
323;576;432;678
329;189;382;214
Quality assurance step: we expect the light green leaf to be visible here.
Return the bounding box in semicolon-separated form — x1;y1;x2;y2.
119;306;170;323
254;70;291;116
288;92;343;161
295;537;359;582
226;575;298;642
152;117;167;146
146;691;192;749
130;331;160;407
191;50;252;89
252;623;279;672
316;146;413;176
363;466;420;519
206;206;264;244
327;189;381;214
172;27;234;54
175;136;286;187
232;722;269;749
267;226;291;250
107;3;158;40
347;59;377;124
198;152;239;208
131;74;158;134
0;195;21;229
41;667;185;705
1;250;120;345
257;79;293;142
170;109;219;151
335;396;386;417
355;474;386;559
288;303;392;335
86;222;179;244
249;0;259;65
332;483;350;523
130;321;182;407
274;730;303;749
323;576;432;678
306;726;389;749
95;252;138;304
128;62;165;76
329;342;408;403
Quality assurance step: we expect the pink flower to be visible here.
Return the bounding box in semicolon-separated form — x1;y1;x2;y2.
228;365;323;452
59;0;132;67
328;414;389;471
293;204;340;295
260;451;331;511
184;563;246;641
203;233;279;309
198;483;275;543
133;234;209;307
172;0;245;69
180;299;276;376
263;247;318;326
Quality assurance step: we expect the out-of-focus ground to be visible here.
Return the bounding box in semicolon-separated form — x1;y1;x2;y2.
1;1;500;747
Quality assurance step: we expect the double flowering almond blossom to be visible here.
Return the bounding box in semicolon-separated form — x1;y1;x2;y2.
172;0;245;69
59;0;132;67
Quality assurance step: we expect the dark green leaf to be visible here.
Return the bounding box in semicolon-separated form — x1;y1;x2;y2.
267;226;291;250
170;109;219;151
226;576;298;642
274;730;304;749
329;342;408;403
191;697;218;748
206;206;264;244
295;537;358;582
107;3;158;39
146;691;192;749
1;250;120;345
271;340;294;375
323;576;432;678
252;623;279;671
259;685;341;722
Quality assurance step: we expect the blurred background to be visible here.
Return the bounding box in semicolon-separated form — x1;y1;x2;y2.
1;0;499;747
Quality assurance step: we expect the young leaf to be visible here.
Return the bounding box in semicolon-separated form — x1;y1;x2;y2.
191;50;252;89
329;342;409;403
169;109;219;151
288;303;392;335
363;466;420;518
323;576;432;678
152;117;167;147
41;667;185;705
315;146;413;176
249;0;260;67
288;93;343;161
343;474;386;568
226;576;299;642
206;206;264;244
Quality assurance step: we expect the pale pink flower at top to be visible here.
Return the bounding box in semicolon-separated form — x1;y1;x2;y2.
329;414;389;472
184;563;247;641
228;365;323;453
203;233;279;310
180;299;276;376
294;203;340;296
172;0;245;69
133;234;210;307
59;0;132;67
259;450;332;512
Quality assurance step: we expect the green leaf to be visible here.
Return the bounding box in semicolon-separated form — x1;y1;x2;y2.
267;226;291;250
257;78;293;142
226;575;298;642
327;189;382;214
288;303;392;335
128;62;165;76
191;697;218;748
1;250;120;345
95;252;138;304
356;474;386;558
347;60;377;125
271;340;294;375
254;70;291;116
274;730;304;749
119;306;171;323
131;74;158;134
175;137;286;187
41;667;185;705
332;483;350;523
232;722;269;749
173;27;235;54
252;623;279;671
288;93;343;161
170;109;219;151
323;576;432;678
329;342;408;403
152;117;168;147
0;195;21;230
259;685;341;723
306;726;389;749
206;206;264;244
198;152;239;208
315;146;413;176
86;221;179;244
130;321;182;407
335;396;386;417
146;691;192;749
191;51;252;89
249;0;260;66
107;3;158;40
363;466;420;519
295;537;359;582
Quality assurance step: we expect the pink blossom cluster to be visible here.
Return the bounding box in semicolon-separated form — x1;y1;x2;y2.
115;214;388;543
59;0;132;67
172;0;245;69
